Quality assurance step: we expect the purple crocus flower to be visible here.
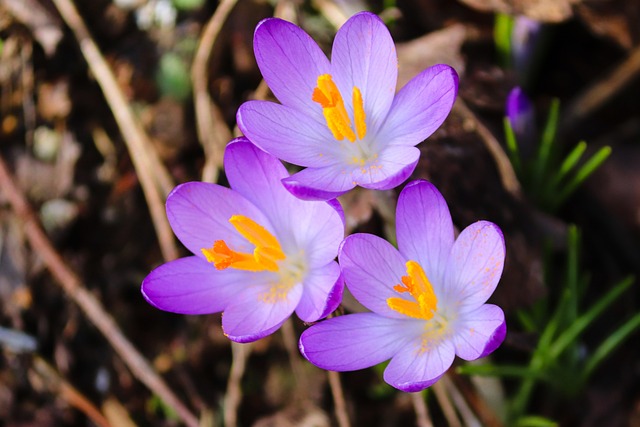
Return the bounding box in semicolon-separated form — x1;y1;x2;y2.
141;138;345;343
237;12;458;201
299;180;506;391
506;86;536;154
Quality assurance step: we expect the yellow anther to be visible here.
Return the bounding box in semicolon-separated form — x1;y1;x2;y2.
312;74;367;143
387;261;438;320
201;215;285;272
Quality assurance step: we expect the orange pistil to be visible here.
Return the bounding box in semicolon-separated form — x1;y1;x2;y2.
201;215;285;272
387;260;438;320
312;74;367;142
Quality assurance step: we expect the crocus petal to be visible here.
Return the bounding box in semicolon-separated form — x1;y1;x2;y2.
141;256;251;314
331;12;397;135
358;146;419;190
453;304;506;361
253;18;330;121
443;221;505;310
224;139;344;267
299;313;416;371
222;282;303;343
338;234;408;318
296;262;343;322
396;180;454;290
282;165;356;201
166;182;271;259
384;338;455;392
380;64;458;146
237;101;338;167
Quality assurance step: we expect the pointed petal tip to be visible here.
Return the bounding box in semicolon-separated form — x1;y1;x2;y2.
281;175;350;201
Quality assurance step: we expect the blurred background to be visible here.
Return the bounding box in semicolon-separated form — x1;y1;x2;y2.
1;0;640;426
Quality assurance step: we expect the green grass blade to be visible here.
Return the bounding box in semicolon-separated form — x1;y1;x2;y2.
495;13;514;68
584;309;640;379
457;363;549;381
531;98;560;194
504;117;523;177
549;141;587;191
556;146;611;205
565;225;580;325
516;415;559;427
549;276;634;359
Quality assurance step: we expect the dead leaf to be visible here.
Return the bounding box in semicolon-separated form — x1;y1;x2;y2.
396;24;466;88
0;0;63;56
456;0;580;23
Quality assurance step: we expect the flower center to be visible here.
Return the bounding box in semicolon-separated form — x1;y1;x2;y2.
201;215;285;272
312;74;366;143
260;253;307;303
387;260;438;320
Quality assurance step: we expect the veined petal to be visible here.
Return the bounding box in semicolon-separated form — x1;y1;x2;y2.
222;282;303;343
224;139;344;267
358;146;419;190
380;64;458;146
396;180;454;291
282;165;356;201
443;221;505;310
453;304;506;360
331;12;397;135
384;338;455;392
141;256;253;314
299;313;416;371
166;182;271;259
253;18;330;121
338;234;408;318
237;101;339;167
296;262;344;322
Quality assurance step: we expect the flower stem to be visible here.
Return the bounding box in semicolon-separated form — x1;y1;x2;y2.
327;370;351;427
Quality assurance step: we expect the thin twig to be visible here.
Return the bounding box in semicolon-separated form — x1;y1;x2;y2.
312;0;348;28
280;319;309;397
449;373;504;427
33;355;112;427
562;43;640;133
432;380;461;427
410;392;433;427
192;0;237;183
442;374;481;427
50;0;178;261
453;99;522;198
224;342;252;427
327;370;351;427
0;155;199;427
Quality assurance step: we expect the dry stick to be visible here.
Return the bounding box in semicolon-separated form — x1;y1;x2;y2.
33;355;112;427
280;319;309;396
192;0;236;183
224;342;252;427
312;0;348;28
562;43;640;133
50;0;178;261
453;99;522;198
327;370;351;427
432;380;461;427
441;374;481;427
410;392;433;427
0;156;199;427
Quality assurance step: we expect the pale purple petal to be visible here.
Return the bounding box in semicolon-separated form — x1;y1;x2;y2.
222;282;304;343
237;101;338;167
359;146;419;190
453;304;506;361
443;221;505;310
166;182;271;259
224;139;344;267
299;313;416;371
295;262;344;322
396;180;454;291
380;64;458;146
282;165;356;201
384;338;455;392
338;234;408;319
141;256;253;315
331;12;397;135
253;18;330;121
